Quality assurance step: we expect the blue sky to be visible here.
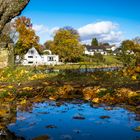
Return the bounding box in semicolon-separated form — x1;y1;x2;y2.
21;0;140;45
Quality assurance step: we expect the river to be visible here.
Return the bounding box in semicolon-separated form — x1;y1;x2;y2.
2;100;140;140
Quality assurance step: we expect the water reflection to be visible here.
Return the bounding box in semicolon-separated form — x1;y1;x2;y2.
2;101;140;140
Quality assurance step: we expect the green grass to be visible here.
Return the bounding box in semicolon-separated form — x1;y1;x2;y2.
103;55;121;65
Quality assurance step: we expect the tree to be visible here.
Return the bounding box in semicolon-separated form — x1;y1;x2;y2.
133;37;140;44
0;0;30;34
91;38;99;47
62;26;80;40
14;16;40;56
117;40;137;67
51;28;84;62
93;53;105;64
44;40;54;50
0;21;17;44
100;42;110;46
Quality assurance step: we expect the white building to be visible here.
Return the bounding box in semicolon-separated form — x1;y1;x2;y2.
85;45;108;56
16;47;59;66
84;45;117;56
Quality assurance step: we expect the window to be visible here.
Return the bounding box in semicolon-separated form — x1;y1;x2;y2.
48;57;54;61
28;56;33;58
28;61;33;64
30;50;34;54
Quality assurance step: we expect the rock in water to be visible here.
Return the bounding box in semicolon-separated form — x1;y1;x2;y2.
73;114;85;120
100;115;111;119
0;0;30;34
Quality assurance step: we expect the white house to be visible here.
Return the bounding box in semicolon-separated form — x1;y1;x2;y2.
84;45;117;56
16;47;59;66
85;45;108;56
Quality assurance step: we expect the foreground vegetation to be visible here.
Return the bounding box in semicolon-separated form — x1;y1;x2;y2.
0;66;140;111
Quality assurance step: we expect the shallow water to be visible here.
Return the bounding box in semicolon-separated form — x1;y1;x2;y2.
7;101;140;140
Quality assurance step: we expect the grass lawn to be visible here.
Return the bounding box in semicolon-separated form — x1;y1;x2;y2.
103;55;121;65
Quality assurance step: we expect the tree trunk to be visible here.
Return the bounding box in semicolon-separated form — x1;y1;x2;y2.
0;0;30;34
8;43;14;68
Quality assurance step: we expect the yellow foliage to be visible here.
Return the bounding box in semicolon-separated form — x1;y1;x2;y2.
7;85;13;89
22;87;33;91
116;88;138;98
131;75;137;80
28;74;46;81
0;109;7;116
20;99;27;105
83;86;100;101
135;66;140;72
0;88;6;92
92;98;100;103
57;85;74;96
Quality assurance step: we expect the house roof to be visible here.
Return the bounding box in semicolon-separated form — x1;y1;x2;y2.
85;45;109;51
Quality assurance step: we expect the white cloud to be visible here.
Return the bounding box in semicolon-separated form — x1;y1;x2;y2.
33;24;49;34
32;24;59;43
32;21;123;45
49;27;60;36
78;21;123;44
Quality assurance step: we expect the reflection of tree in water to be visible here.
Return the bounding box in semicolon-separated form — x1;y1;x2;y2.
0;102;22;139
0;101;34;139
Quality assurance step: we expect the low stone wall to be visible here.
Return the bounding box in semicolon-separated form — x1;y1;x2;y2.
0;47;8;68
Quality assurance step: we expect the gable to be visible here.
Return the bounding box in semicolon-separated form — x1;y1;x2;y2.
26;47;40;56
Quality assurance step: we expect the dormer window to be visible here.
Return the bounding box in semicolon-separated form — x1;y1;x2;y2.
30;50;34;54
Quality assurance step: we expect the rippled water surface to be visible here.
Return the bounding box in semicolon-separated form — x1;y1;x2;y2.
7;101;140;140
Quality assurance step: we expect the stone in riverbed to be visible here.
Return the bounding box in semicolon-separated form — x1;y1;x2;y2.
104;106;113;111
46;125;57;129
100;116;110;119
134;115;140;121
33;135;50;140
73;114;85;120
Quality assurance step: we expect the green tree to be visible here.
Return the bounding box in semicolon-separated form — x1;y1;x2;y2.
51;28;84;62
93;53;105;64
91;38;99;47
117;40;136;67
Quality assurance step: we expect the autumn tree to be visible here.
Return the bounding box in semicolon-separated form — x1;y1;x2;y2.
62;26;80;40
51;28;84;62
44;40;54;50
14;16;40;56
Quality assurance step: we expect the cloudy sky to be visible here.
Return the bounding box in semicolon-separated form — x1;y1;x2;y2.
21;0;140;45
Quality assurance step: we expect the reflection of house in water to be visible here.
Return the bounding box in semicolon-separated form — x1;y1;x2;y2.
16;47;60;66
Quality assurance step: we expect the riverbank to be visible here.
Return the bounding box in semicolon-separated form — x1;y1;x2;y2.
0;66;140;139
0;66;140;115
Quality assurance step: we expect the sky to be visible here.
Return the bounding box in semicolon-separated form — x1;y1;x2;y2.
21;0;140;45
